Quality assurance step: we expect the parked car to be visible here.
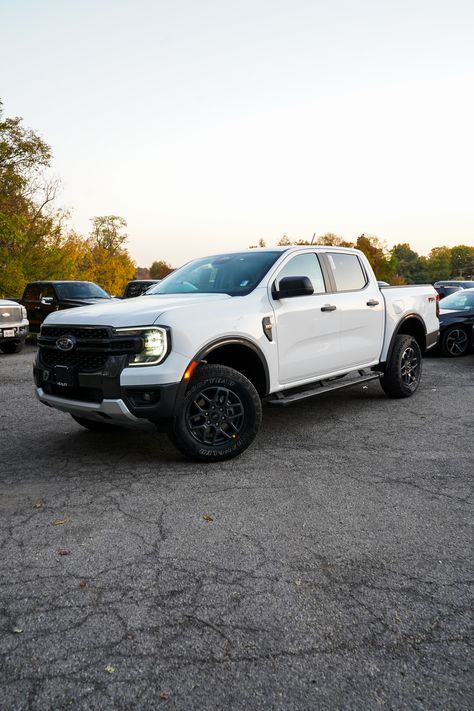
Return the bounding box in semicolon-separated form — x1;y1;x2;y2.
122;280;161;298
0;299;29;353
438;288;474;356
33;246;438;462
21;281;113;333
434;280;474;300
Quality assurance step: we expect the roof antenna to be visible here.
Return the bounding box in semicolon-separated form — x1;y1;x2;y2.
311;233;316;244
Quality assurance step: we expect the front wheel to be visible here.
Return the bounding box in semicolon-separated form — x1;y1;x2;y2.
168;364;262;462
380;335;422;398
0;340;24;354
440;325;470;357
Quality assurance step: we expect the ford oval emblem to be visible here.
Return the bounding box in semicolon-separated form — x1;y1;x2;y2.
56;335;76;351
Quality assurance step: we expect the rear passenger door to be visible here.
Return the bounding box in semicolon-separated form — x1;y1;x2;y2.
321;252;384;368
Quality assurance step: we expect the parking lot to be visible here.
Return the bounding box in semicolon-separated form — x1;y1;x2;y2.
0;344;473;710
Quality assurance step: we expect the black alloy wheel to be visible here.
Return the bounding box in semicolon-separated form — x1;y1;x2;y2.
441;325;470;357
380;334;422;398
186;385;245;446
169;364;262;462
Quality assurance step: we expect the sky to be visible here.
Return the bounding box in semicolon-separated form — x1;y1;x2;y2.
2;0;474;267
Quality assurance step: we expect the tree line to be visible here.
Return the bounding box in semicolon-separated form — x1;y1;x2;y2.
0;100;135;298
1;99;472;299
251;235;474;284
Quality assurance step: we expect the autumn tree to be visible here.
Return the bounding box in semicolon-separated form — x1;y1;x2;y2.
89;215;128;254
315;233;354;247
150;260;174;279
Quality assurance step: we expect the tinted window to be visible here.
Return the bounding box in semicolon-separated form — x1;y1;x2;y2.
54;282;110;299
41;285;55;299
23;284;41;300
327;253;367;291
148;252;281;296
275;253;326;293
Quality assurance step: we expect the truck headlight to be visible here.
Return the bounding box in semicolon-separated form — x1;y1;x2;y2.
116;326;169;366
21;305;27;319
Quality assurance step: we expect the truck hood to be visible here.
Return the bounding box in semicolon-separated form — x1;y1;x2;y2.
44;293;232;327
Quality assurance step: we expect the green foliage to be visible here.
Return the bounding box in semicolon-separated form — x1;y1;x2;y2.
0;100;136;298
450;245;474;277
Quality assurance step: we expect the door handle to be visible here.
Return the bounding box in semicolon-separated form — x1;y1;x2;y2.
366;299;379;307
321;304;336;312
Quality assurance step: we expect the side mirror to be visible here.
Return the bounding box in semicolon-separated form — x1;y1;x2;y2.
41;296;54;306
273;276;314;299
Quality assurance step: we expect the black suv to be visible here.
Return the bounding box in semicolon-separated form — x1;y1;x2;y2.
21;281;112;333
122;280;161;298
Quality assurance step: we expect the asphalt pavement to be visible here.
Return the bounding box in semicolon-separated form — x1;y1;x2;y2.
0;344;473;710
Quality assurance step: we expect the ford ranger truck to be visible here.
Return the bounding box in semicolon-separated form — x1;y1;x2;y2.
33;247;439;461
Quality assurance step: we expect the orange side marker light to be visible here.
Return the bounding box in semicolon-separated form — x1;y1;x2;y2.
183;360;199;380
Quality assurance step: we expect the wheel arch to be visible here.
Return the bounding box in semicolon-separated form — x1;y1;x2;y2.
192;338;270;397
384;314;427;366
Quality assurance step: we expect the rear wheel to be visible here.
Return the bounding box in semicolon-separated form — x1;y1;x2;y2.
71;414;122;432
380;335;422;398
0;341;24;354
440;325;470;357
169;364;262;462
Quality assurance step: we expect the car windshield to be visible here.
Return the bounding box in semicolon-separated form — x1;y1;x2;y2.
54;282;110;299
147;251;282;296
440;291;474;310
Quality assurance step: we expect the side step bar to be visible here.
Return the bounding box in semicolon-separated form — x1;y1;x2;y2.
266;370;381;406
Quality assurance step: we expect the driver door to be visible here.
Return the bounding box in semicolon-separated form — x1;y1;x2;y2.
270;252;342;385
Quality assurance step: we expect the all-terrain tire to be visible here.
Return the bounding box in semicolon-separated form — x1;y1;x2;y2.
71;414;122;432
169;364;262;462
440;325;470;357
380;334;422;398
0;340;24;354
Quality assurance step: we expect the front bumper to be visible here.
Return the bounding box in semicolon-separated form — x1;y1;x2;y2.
34;360;183;429
0;322;28;344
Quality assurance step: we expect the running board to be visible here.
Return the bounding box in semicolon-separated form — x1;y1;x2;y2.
267;371;381;406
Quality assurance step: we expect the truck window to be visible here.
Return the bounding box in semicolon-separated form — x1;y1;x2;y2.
41;285;55;299
275;253;326;293
23;284;41;301
327;253;367;291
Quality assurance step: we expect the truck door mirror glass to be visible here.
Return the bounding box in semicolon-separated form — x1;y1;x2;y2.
41;297;54;305
274;276;314;299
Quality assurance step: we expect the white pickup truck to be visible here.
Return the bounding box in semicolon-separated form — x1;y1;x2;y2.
34;247;439;461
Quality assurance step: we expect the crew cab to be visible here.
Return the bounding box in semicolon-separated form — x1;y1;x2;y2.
33;247;439;461
21;280;113;333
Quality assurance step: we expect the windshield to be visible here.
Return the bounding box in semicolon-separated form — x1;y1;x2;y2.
54;282;110;299
436;281;474;288
147;251;282;296
440;291;474;310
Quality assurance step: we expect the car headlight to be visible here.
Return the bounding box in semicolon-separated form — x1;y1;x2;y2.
21;305;27;319
115;326;169;366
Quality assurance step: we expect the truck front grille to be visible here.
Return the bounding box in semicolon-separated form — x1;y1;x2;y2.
0;305;21;325
41;349;108;372
38;324;143;374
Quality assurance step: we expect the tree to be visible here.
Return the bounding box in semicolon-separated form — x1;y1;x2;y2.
450;245;474;278
277;235;292;246
150;260;173;279
425;247;452;282
89;215;128;254
355;234;396;282
316;233;354;247
391;243;428;283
